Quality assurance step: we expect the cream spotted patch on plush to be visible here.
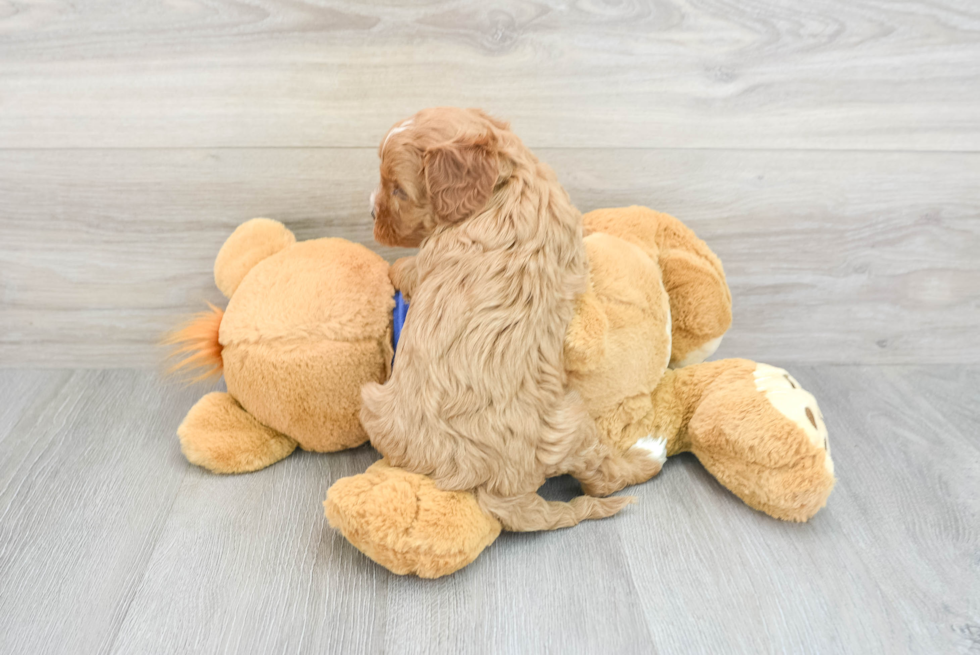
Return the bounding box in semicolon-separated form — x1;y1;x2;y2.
632;435;668;465
753;364;833;473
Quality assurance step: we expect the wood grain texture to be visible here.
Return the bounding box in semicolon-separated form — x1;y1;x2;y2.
0;369;54;443
0;370;218;655
620;364;980;654
1;148;977;366
0;0;978;150
0;367;976;654
109;444;385;655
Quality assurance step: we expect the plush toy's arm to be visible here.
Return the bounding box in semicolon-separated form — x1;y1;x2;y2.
582;207;732;368
660;247;731;367
389;256;420;301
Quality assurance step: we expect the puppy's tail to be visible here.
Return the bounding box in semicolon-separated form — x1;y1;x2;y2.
162;302;225;382
476;488;634;532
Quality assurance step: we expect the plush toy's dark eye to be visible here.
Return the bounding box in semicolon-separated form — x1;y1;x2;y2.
392;187;408;200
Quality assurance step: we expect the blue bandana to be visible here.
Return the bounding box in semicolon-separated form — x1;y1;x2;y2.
391;291;409;365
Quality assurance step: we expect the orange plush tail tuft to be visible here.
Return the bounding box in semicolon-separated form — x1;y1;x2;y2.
163;303;225;382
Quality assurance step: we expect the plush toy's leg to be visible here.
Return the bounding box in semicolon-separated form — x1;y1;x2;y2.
324;460;501;578
646;359;835;521
178;392;298;474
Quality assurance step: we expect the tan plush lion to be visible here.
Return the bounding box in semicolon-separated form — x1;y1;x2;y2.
169;206;834;578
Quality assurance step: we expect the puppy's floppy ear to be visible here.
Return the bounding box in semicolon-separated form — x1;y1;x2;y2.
423;134;497;224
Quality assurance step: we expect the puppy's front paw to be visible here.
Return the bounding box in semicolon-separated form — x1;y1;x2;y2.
632;435;668;465
389;256;418;299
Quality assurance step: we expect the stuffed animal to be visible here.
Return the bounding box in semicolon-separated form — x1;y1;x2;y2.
169;207;834;578
167;217;394;472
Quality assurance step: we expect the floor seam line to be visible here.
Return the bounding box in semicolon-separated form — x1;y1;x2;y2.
102;465;190;655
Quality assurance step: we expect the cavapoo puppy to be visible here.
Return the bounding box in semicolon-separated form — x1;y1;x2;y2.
360;107;665;531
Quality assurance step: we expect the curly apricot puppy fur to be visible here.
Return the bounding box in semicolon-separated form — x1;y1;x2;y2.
360;108;664;531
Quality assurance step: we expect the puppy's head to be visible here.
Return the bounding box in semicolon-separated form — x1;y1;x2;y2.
371;108;507;248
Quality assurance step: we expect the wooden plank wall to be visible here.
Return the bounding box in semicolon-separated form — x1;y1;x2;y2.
1;0;978;366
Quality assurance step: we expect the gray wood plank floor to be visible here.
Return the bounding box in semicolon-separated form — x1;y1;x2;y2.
0;366;976;654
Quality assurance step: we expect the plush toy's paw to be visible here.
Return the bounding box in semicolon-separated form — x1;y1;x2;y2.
752;364;831;468
324;460;501;578
389;256;419;300
686;360;835;522
177;392;298;474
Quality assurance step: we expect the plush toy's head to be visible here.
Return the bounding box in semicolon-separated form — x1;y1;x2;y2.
213;219;396;452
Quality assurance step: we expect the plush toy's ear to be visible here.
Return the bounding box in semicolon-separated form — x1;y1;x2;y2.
214;218;296;298
423;134;497;225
